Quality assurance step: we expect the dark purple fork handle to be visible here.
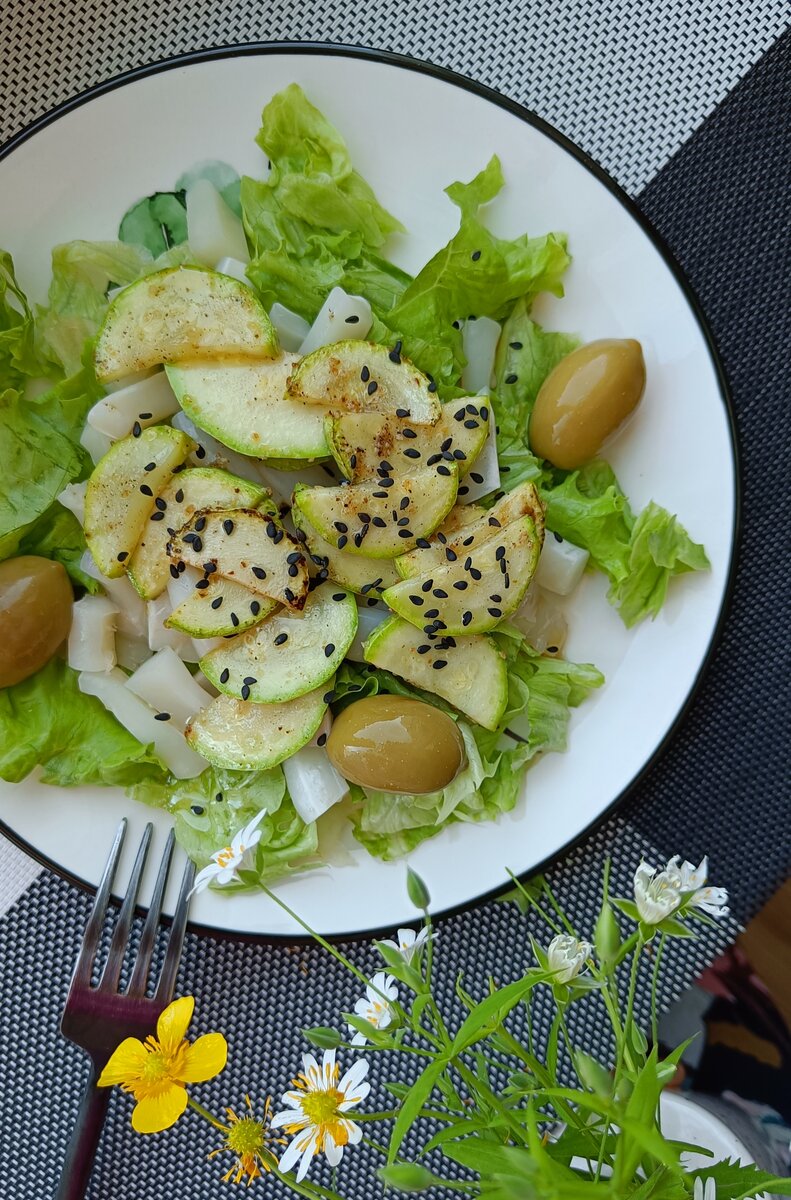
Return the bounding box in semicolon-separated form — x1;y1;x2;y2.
56;1065;111;1200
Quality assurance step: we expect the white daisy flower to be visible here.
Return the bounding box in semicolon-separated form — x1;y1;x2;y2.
271;1049;369;1182
190;810;267;895
379;926;431;964
693;1178;716;1200
348;972;398;1045
546;934;592;983
634;856;729;926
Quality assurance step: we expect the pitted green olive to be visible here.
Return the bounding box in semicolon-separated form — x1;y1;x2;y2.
0;556;73;688
326;695;464;794
530;339;646;469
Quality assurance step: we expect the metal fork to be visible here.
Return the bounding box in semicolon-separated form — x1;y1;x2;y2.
56;820;195;1200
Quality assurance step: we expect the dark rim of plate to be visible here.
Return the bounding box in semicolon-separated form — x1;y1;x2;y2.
0;42;741;947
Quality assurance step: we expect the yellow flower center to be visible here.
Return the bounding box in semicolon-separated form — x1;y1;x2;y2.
216;846;235;868
124;1036;189;1100
226;1117;267;1157
301;1088;344;1126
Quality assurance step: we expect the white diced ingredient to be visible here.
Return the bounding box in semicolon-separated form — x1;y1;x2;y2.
125;646;212;729
255;460;339;504
80;424;112;465
166;565;202;610
511;582;568;655
79;550;148;639
459;418;500;503
68;595;118;673
87;371;179;439
462;316;501;393
534;535;590;596
57;481;87;525
299;286;373;355
269;302;311;351
214;256;251;284
187;179;249;266
79;668;207;778
192;636;224;662
147;593;196;657
346;603;390;662
116;634;152;672
283;746;349;825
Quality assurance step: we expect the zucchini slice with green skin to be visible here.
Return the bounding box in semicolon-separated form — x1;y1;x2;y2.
325;406;489;482
395;482;545;579
383;514;541;635
200;583;357;703
128;467;274;599
168;508;309;610
165;576;277;637
286;341;442;425
293;464;459;561
84;426;195;578
185;685;330;770
166;355;331;461
94;266;278;382
363;615;508;732
291;507;400;597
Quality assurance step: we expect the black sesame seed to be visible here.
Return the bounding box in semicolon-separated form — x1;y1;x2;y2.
195;579;210;591
332;592;346;601
464;419;479;430
266;521;277;539
433;660;448;670
500;559;508;575
437;464;452;477
191;805;204;815
211;597;223;609
241;684;251;701
316;569;329;582
480;406;489;421
454;408;466;421
138;412;152;420
150;511;165;522
284;588;296;604
192;536;203;550
488;607;502;618
380;478;395;489
397;516;410;527
496;545;506;561
505;373;518;385
345;314;360;324
215;793;223;803
509;340;523;349
372;490;388;498
177;561;186;573
195;444;206;459
337;535;348;549
415;538;431;549
402;427;418;439
203;562;217;574
433;588;449;599
323;643;336;659
143;461;156;472
554;532;564;543
458;486;470;496
453;580;469;590
366;597;378;606
348;453;357;472
461;536;474;547
333;521;348;534
174;488;184;504
396;407;410;418
223;518;234;535
490;593;502;603
361;365;370;383
252;566;268;582
287;551;303;564
470;472;484;484
446;548;457;562
242;676;257;686
424;608;439;618
132;422;142;437
398;529;413;538
274;633;288;645
504;573;511;588
417;644;431;655
462;611;473;627
169;563;180;579
288;563;299;577
452;319;461;329
155;497;167;511
428;380;438;393
323;690;336;704
194;516;206;532
116;551;128;562
371;517;386;528
230;612;239;627
139;484;153;496
421;579;434;592
409;595;424;606
154;712;170;722
488;516;502;527
367;380;378;395
470;568;482;580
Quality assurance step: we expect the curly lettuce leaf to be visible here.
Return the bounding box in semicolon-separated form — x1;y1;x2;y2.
0;658;166;788
132;766;319;887
607;501;711;626
335;635;602;861
1;251;47;390
15;503;97;591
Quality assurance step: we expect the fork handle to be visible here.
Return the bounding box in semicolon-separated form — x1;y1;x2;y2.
56;1065;111;1200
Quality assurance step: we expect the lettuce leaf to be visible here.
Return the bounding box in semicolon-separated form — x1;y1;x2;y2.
1;251;47;390
132;766;319;887
118;161;243;257
0;658;166;788
607;501;711;626
15;503;97;591
334;635;602;861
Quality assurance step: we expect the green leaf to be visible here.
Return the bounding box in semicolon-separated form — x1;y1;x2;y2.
655;915;696;938
387;1055;448;1164
573;1050;612;1097
0;250;47;390
377;1163;450;1193
119;190;188;257
594;898;622;966
613;897;641;922
693;1160;791;1198
406;867;431;910
449;973;547;1055
14;503;96;591
373;940;426;992
383;1081;411;1101
444;1136;518;1176
301;1026;341;1049
0;658;166;788
608;500;710;627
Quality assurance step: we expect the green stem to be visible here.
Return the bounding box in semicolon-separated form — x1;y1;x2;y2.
453;1059;528;1145
361;1135;390;1156
269;1162;346;1200
493;1027;591;1140
187;1097;228;1132
649;934;667;1051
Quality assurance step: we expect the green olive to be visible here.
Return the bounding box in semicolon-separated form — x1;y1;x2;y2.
326;696;465;794
530;339;646;469
0;556;73;688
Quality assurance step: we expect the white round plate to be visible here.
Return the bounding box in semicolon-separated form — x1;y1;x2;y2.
0;47;737;940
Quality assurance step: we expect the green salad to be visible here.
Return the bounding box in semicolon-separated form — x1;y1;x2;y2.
0;84;709;893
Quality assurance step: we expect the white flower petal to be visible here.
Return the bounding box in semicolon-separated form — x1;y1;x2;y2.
190;863;221;895
693;1180;704;1200
350;1029;366;1045
296;1133;319;1182
344;1118;363;1145
324;1132;343;1167
704;1179;716;1200
271;1106;306;1129
279;1128;310;1174
339;1079;370;1108
339;1057;369;1094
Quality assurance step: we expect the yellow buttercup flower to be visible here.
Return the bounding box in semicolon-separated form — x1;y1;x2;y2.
97;995;227;1133
209;1095;283;1185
